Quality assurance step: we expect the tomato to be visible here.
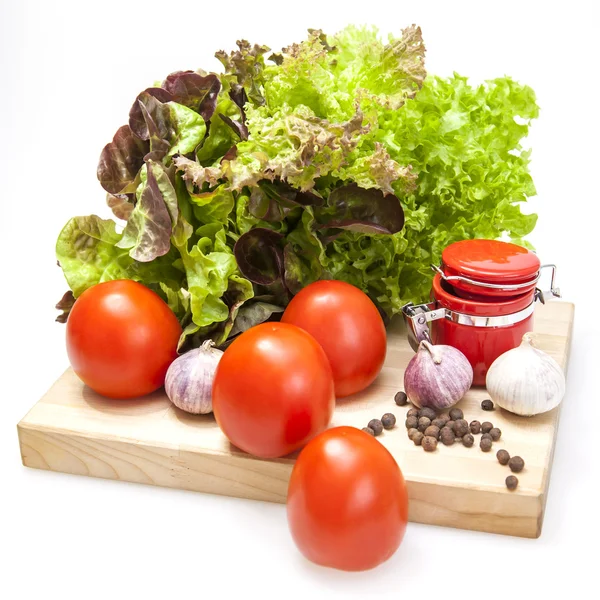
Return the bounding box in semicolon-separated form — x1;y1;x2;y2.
281;280;387;397
287;426;409;571
66;280;182;399
212;322;335;458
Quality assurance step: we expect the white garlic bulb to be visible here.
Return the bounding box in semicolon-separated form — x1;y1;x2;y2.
165;340;223;414
486;333;566;416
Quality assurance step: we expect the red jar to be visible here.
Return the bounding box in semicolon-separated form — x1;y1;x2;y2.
402;239;560;386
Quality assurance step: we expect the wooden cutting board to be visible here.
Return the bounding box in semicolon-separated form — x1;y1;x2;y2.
17;301;574;538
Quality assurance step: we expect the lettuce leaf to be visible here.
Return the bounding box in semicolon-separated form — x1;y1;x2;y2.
129;88;174;141
106;193;135;221
97;125;148;194
171;209;249;330
216;40;270;107
195;97;241;164
162;71;221;121
117;160;177;262
56;215;183;298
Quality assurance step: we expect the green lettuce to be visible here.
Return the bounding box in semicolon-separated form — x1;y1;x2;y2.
56;215;184;298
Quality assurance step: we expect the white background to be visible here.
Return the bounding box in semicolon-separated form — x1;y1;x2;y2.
1;0;599;598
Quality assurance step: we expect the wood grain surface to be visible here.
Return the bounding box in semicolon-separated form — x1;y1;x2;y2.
18;301;575;538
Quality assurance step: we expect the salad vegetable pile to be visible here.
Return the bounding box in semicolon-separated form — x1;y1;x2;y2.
56;24;539;349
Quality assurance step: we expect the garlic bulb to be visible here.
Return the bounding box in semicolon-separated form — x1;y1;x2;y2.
486;333;565;416
404;340;473;410
165;340;223;414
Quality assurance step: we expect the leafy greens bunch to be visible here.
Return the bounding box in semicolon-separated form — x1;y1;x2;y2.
56;25;539;349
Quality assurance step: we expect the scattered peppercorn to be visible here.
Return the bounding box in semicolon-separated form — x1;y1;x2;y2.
440;427;455;445
449;408;464;421
368;419;384;436
480;437;493;452
462;433;474;448
481;421;493;434
401;405;524;481
418;416;432;433
362;427;375;436
424;425;440;440
407;428;419;440
394;391;408;406
432;418;447;430
489;427;502;441
418;407;437;421
454;419;469;437
422;436;438;452
496;449;510;465
469;420;481;434
381;413;397;429
508;456;525;473
405;415;419;430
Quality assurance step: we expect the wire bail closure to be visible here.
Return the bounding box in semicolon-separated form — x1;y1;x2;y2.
431;263;560;298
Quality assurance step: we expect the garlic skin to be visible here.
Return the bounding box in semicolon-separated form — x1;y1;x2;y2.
165;340;223;414
486;333;565;417
404;341;473;410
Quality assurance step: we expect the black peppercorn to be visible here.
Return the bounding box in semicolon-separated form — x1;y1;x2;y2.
362;427;375;436
481;421;493;434
407;428;419;440
469;420;481;434
462;433;474;448
422;436;438;452
489;427;502;441
417;416;431;433
480;437;493;452
481;399;494;411
445;420;456;432
381;413;397;429
508;456;525;473
454;419;469;437
481;432;492;442
440;427;455;445
405;415;419;430
449;407;464;421
407;408;419;419
368;419;384;436
424;425;440;440
413;431;424;446
438;413;450;424
418;407;437;421
394;391;408;406
496;449;510;465
432;418;447;430
505;475;519;490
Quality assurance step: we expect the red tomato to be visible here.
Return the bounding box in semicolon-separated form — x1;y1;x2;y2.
66;280;182;399
212;322;335;458
287;426;409;571
281;280;387;397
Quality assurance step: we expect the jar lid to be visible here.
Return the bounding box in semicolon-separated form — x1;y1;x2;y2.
439;239;540;298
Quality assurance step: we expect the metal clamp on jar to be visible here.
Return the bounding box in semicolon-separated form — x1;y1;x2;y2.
402;239;561;385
